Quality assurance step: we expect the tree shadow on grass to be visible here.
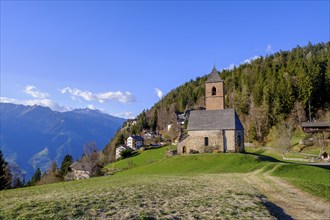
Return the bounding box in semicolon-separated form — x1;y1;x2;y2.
245;152;330;170
257;195;294;220
244;152;282;163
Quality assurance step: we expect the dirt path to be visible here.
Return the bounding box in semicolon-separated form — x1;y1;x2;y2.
245;164;330;220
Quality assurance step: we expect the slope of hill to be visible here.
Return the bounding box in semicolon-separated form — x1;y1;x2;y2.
1;149;329;219
0;103;125;179
109;146;330;201
104;42;330;160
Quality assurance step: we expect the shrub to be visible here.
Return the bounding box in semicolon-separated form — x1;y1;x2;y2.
120;149;134;158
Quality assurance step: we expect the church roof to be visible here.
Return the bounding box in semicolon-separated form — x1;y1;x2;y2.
187;109;244;131
205;66;223;83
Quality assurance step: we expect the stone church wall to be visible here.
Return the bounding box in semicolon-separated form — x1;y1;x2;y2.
225;130;236;152
177;129;245;154
177;130;224;154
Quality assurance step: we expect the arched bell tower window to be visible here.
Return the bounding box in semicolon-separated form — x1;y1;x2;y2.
212;87;216;96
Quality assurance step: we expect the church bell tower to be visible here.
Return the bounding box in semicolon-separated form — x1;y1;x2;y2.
205;66;225;110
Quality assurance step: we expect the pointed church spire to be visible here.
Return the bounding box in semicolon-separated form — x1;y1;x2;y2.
206;66;222;83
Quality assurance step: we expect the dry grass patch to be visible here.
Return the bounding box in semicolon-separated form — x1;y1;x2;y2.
0;174;276;219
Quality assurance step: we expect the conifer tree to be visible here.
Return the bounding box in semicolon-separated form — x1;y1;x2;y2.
30;168;41;186
60;155;73;176
0;150;12;190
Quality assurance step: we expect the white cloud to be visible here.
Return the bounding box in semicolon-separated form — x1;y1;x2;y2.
0;97;70;112
115;111;135;119
265;44;273;53
242;55;259;64
87;104;96;110
223;64;235;71
155;88;163;99
23;85;49;98
61;87;135;103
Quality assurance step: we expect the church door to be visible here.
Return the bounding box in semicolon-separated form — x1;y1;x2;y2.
182;146;186;154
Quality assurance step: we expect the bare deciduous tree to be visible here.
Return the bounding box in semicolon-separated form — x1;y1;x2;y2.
38;161;62;185
291;101;306;130
10;164;24;188
275;120;295;157
83;141;100;177
249;104;268;141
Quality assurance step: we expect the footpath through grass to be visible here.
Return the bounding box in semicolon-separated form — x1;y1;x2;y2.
271;164;330;201
246;147;330;201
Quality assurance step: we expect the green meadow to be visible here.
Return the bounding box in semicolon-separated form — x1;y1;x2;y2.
1;146;329;219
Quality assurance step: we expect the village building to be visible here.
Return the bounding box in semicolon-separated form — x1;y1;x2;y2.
178;66;244;154
116;145;129;159
125;119;138;128
301;122;330;133
301;121;330;158
65;160;101;180
143;131;156;140
127;135;144;150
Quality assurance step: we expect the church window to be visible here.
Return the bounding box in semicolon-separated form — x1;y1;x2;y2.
204;137;209;146
212;87;216;96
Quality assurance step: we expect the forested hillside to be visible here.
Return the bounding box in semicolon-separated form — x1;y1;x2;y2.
104;42;330;160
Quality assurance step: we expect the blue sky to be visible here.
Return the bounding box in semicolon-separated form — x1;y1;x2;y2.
1;1;329;118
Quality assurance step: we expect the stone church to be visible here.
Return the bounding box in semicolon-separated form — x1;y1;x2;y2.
177;66;244;154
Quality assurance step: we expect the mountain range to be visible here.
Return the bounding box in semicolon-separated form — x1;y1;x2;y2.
0;103;125;179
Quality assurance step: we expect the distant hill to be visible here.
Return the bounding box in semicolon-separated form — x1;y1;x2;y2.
0;103;125;179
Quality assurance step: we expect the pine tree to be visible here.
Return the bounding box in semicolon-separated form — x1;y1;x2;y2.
60;155;73;176
115;134;125;146
0;150;12;190
30;168;41;186
151;109;158;132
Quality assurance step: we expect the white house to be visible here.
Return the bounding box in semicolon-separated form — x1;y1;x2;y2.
127;135;144;150
116;145;128;159
67;161;93;180
143;131;155;139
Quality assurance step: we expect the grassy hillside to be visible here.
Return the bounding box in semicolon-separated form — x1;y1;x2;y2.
107;146;265;175
104;42;330;161
0;174;278;219
1;147;329;219
107;146;176;170
272;164;330;201
116;153;266;176
109;146;329;200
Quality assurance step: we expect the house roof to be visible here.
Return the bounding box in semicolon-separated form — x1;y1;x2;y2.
187;109;244;131
205;66;223;83
116;145;128;151
129;135;144;141
69;161;92;172
301;122;330;128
